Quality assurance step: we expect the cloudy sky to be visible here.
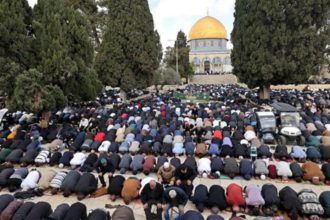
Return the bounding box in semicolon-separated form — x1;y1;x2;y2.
27;0;235;49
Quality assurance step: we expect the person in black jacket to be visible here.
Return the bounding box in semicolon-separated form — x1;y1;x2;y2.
95;156;115;187
0;194;14;213
87;209;110;220
140;180;164;220
80;153;98;172
25;202;52;220
261;184;280;216
12;201;35;220
61;170;81;197
290;162;303;182
63;202;87;220
108;175;125;201
274;145;290;161
174;164;196;197
279;186;302;220
207;185;227;214
319;191;330;217
191;184;208;212
322;163;330;185
20;149;38;167
75;172;98;200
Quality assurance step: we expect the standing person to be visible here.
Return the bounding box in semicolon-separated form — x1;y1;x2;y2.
140;179;164;220
163;186;189;220
95;156;115;187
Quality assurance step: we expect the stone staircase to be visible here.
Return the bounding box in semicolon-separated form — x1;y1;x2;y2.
191;74;238;84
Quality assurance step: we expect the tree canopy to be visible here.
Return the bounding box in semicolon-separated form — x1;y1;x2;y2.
231;0;330;89
95;0;162;92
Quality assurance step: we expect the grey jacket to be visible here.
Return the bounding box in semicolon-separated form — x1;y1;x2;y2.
0;194;15;212
130;154;144;170
119;154;132;169
254;159;269;175
10;168;29;180
60;170;81;192
48;203;70;220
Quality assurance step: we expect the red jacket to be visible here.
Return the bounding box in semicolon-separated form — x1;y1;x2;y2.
226;183;245;206
94;132;105;142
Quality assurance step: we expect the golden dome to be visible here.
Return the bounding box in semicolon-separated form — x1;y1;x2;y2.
189;16;227;41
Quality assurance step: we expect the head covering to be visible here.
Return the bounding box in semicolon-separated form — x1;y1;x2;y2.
100;158;107;166
163;162;170;169
169;190;177;198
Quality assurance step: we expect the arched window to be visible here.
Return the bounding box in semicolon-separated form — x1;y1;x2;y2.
224;57;231;65
193;57;200;66
212;57;221;65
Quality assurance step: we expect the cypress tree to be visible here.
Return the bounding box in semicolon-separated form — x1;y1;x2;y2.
0;0;35;96
95;0;161;92
231;0;330;98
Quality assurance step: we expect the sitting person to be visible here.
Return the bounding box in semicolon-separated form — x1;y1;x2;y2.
290;145;307;162
175;163;196;197
121;177;141;204
69;152;86;169
207;185;227;214
191;184;208;212
157;162;175;185
261;184;280;216
290;162;303;182
302;161;325;184
108;175;125;201
95;156;115;187
140;179;164;220
163;186;189;220
244;184;265;216
254;159;268;180
7;168;29;192
279;186;302;220
50;171;68;195
274;145;290;161
20;169;40;191
276;161;292;182
239;159;254;180
75;172;98;200
223;157;239;179
61;170;81;197
226;183;246;212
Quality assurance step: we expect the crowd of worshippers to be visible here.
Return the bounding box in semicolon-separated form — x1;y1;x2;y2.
2;85;330;219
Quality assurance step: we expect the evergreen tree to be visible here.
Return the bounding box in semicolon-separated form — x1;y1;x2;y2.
33;0;101;102
95;0;161;92
0;0;35;96
164;30;192;84
231;0;330;98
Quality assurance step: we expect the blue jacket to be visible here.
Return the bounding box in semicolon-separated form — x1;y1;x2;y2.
163;187;188;206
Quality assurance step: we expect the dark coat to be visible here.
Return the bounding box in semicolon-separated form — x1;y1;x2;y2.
279;186;302;219
320;191;330;217
140;182;164;204
261;184;280;206
175;164;196;182
108;175;125;196
0;168;15;187
192;184;208;204
163;186;188;206
61;170;81;192
12;202;35;220
48;203;70;220
20;149;38;164
207;185;227;210
25;202;52;220
0;194;14;213
63;202;87;220
75;173;98;195
87;209;110;220
59;151;74;166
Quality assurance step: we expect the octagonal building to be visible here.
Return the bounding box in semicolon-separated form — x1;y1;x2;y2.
188;15;232;74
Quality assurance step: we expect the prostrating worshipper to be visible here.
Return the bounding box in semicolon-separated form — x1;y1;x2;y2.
25;202;52;220
20;168;40;191
223;157;239;179
207;185;227;214
121;177;141;204
95;156;115;187
302;161;325;185
191;184;208;212
63;202;87;220
157;162;176;185
108;175;125;201
75;172;98;200
50;171;68;195
61;170;81;197
279;186;302;220
244;184;264;216
261;184;280;216
140;179;164;220
276;161;292;182
163;186;189;220
290;162;303;182
226;183;246;212
48;203;70;220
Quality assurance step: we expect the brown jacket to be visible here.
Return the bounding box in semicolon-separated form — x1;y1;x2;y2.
121;178;141;202
302;161;325;181
157;165;176;183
